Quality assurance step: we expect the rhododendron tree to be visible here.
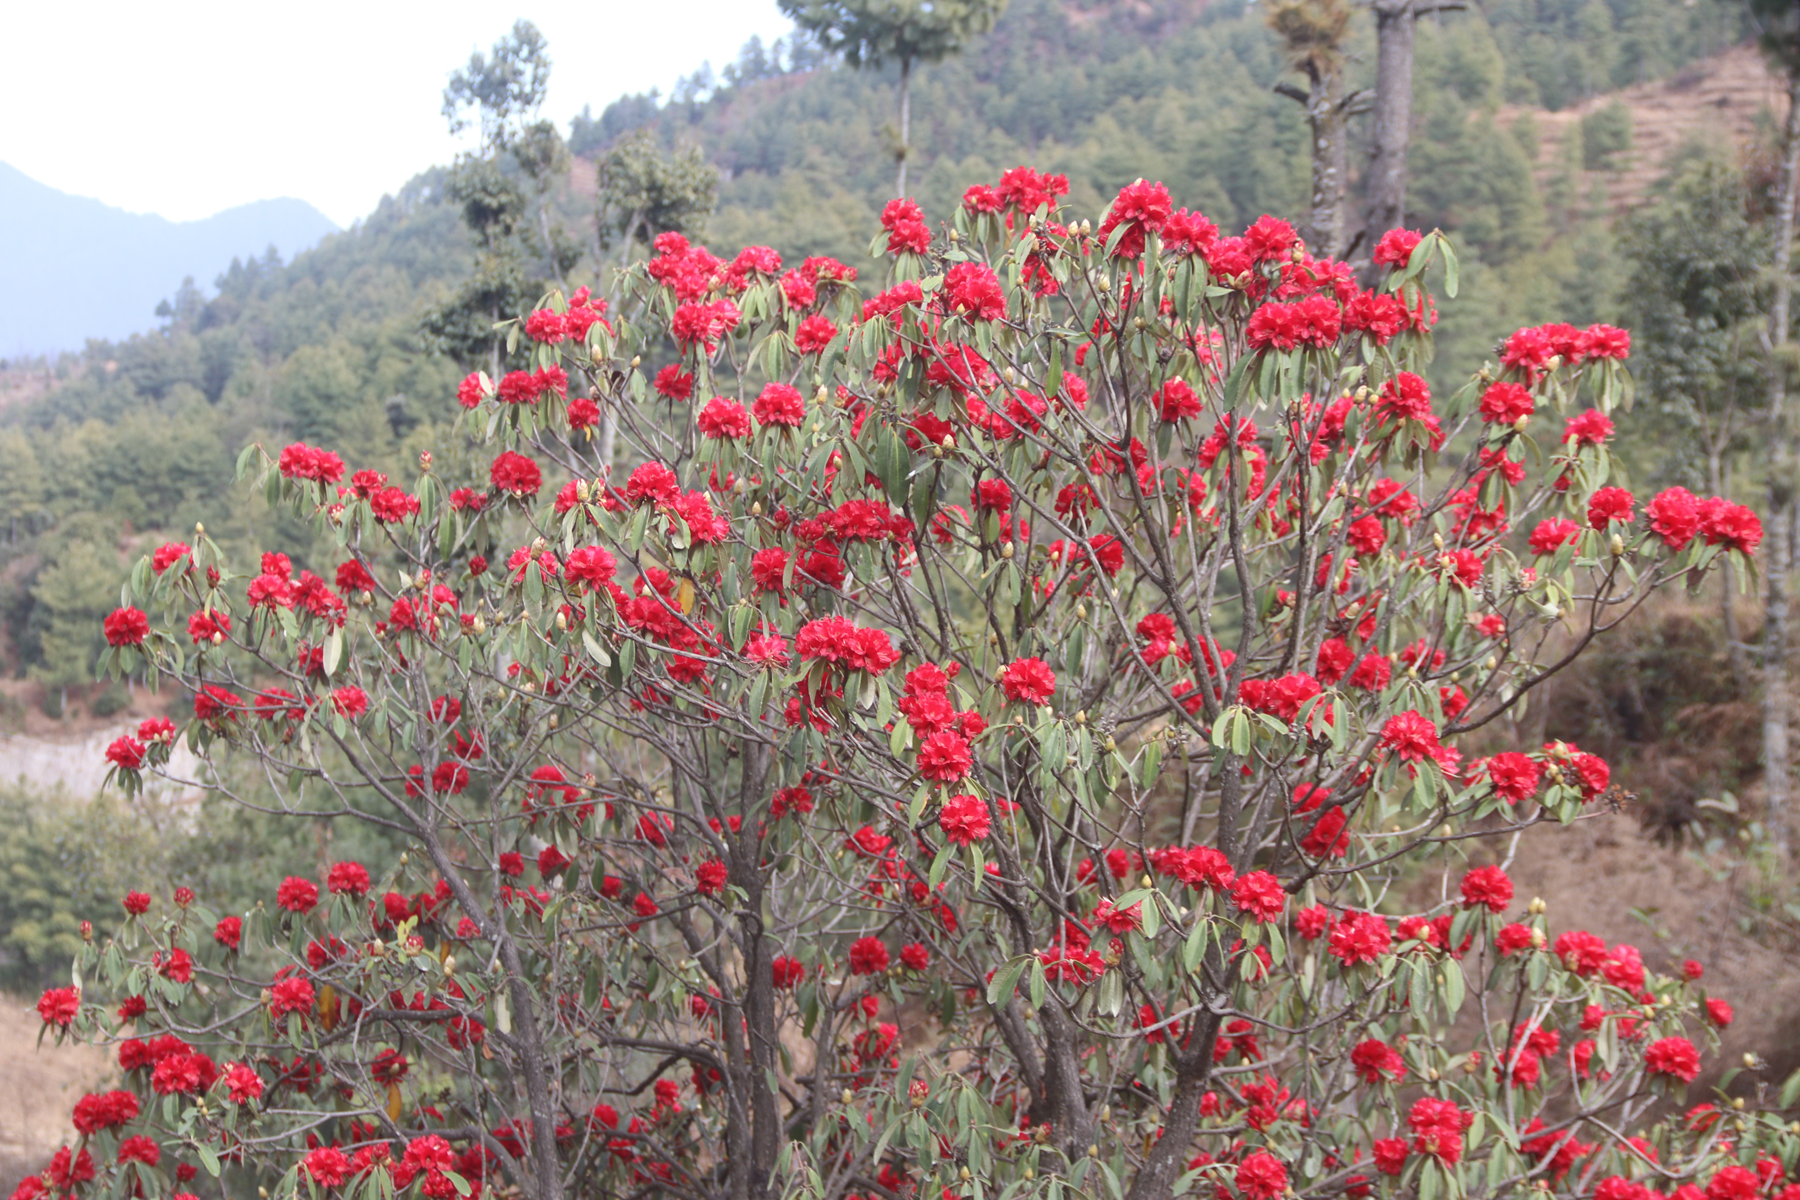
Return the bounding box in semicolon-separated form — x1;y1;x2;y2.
47;173;1796;1200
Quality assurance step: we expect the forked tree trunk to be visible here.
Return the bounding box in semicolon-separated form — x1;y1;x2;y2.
1763;69;1800;859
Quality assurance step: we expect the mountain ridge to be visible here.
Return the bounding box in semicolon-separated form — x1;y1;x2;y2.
0;163;339;358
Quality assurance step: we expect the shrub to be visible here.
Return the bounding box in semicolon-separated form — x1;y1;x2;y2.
37;174;1784;1200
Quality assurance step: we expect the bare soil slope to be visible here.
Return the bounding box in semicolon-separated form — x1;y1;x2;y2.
0;998;112;1193
1503;43;1789;213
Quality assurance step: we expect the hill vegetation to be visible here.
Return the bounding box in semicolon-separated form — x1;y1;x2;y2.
0;0;1784;986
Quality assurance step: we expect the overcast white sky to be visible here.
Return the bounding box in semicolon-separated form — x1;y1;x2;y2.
0;2;796;228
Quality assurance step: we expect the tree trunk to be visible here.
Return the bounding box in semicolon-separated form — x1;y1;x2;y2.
896;56;913;198
1366;0;1417;244
1762;69;1800;859
1306;68;1350;258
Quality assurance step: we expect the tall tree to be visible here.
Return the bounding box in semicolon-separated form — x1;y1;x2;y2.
442;20;553;155
1269;0;1361;257
1363;0;1466;252
1749;0;1800;857
778;0;1007;196
1619;155;1767;686
425;22;578;376
595;131;720;265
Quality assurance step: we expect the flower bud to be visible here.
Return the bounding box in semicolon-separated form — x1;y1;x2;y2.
751;501;763;516
1512;415;1530;432
1075;603;1087;619
444;955;456;975
1104;735;1116;751
1096;275;1111;293
555;611;568;632
1528;896;1547;915
840;1089;854;1105
1074;710;1087;724
1001;542;1015;559
575;479;591;502
80;920;92;942
531;537;547;555
1141;874;1154;889
471;615;487;636
1610;534;1625;557
630;355;641;368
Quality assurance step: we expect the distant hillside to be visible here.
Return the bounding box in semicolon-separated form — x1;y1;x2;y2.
1501;42;1789;215
0;163;338;357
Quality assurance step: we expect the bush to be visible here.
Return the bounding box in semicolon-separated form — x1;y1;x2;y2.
1582;100;1634;171
89;683;130;718
37;175;1786;1200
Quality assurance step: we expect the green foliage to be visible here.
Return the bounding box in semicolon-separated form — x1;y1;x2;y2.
595;132;720;259
1617;152;1768;486
1581;98;1634;170
778;0;1007;70
0;786;170;991
442;19;553;154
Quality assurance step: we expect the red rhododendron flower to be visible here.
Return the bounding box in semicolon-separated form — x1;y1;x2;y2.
1235;1151;1289;1200
848;936;890;975
1528;518;1582;556
302;1147;352;1188
1587;486;1635;529
37;987;79;1027
697;397;751;439
939;793;991;845
1373;228;1422;267
695;860;728;895
489;451;542;497
276;876;319;914
752;382;806;428
1379;711;1441;763
1230;870;1286;922
1351;1038;1406;1084
1699;498;1762;553
1478;381;1534;424
1328;911;1392;965
1460;865;1513;912
917;731;973;781
999;657;1056;705
944;261;1007;320
1643;1036;1701;1082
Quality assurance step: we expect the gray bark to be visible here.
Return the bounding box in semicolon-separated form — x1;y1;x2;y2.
1763;70;1800;859
896;57;913;198
1366;0;1418;240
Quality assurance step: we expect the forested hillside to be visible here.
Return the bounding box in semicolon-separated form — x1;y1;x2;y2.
0;0;1759;715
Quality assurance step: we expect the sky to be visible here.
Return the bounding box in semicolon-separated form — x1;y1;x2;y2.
0;1;796;229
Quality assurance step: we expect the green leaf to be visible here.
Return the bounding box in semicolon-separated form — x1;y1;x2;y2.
987;956;1029;1007
581;631;611;667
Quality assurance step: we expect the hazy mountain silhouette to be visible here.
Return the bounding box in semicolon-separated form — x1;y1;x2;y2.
0;162;339;357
